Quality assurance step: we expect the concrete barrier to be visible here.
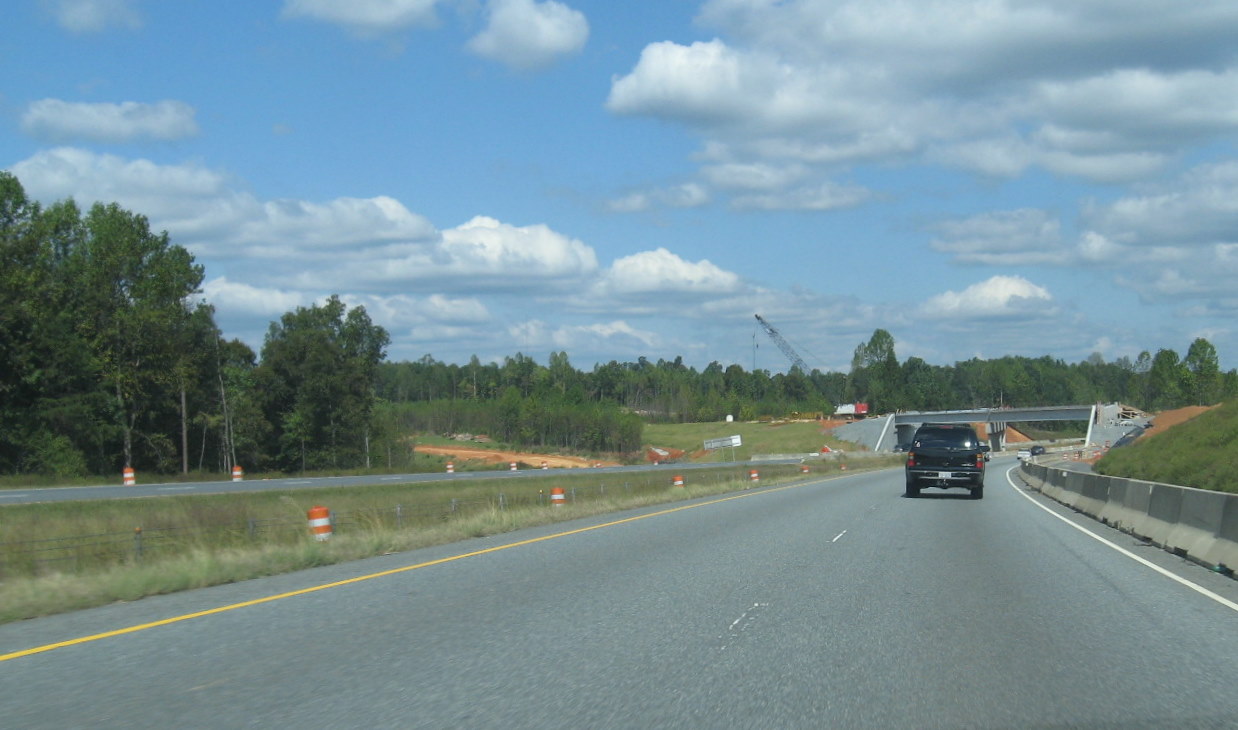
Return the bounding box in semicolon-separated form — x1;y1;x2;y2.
1122;480;1154;538
1019;462;1237;573
1214;498;1238;571
1167;489;1228;566
1096;478;1139;532
1076;473;1110;517
1143;484;1184;548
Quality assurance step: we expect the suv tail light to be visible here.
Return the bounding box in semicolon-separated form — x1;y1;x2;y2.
906;453;916;467
976;454;984;468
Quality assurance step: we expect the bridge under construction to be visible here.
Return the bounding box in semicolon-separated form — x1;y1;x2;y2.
832;403;1150;452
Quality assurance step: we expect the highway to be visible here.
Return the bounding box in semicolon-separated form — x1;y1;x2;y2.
3;459;1237;728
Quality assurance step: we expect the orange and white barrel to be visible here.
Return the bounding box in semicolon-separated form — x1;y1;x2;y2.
672;475;685;487
122;467;136;486
509;461;518;471
749;469;759;482
800;464;810;473
307;506;332;541
231;465;244;482
550;487;566;507
446;462;454;474
541;461;548;470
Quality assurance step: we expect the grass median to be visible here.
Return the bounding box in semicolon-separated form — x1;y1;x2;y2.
0;459;898;624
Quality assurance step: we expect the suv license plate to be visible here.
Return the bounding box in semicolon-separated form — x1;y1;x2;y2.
936;471;953;479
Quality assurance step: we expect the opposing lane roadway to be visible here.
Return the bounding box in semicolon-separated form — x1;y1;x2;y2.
3;459;1237;728
0;460;788;504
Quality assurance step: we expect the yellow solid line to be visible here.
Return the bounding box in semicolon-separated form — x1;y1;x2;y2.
1;479;820;663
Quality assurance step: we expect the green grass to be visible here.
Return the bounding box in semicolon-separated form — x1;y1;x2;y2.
1094;400;1238;494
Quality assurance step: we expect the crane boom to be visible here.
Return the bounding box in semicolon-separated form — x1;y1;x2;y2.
754;314;810;372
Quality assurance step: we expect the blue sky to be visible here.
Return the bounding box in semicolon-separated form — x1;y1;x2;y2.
5;0;1238;374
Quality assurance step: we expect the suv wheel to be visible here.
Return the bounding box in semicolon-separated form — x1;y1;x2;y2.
970;485;984;500
905;478;920;498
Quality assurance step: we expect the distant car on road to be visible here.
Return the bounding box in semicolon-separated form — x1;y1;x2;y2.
1030;445;1046;456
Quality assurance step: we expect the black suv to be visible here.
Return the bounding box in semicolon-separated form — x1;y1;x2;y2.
904;423;987;499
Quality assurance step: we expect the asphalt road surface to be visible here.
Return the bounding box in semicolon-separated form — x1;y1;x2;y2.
3;460;1237;728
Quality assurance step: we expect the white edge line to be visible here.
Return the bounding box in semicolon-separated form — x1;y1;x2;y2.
1004;466;1238;613
831;530;847;543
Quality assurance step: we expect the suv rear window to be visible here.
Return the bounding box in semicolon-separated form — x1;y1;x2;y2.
913;426;976;449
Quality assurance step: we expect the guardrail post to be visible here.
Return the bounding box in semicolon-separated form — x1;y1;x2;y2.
499;493;507;511
451;498;458;513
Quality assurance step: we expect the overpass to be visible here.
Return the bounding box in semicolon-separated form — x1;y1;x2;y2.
831;403;1149;452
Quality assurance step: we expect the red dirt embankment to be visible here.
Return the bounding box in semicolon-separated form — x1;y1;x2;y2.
1143;405;1218;437
416;445;618;468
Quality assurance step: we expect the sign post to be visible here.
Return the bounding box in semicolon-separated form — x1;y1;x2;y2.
703;434;743;462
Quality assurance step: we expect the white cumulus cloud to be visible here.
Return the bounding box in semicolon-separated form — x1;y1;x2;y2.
467;0;589;70
437;215;598;279
922;276;1056;319
598;248;742;297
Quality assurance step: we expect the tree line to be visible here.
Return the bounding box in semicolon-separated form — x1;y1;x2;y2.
1;173;389;477
376;329;1237;427
3;171;1235;477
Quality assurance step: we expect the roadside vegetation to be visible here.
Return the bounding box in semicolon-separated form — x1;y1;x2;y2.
0;459;902;624
643;419;853;461
1094;400;1238;494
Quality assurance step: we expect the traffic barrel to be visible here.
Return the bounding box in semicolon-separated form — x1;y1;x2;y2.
446;461;454;474
231;465;244;482
672;475;685;487
307;506;332;541
122;467;136;486
541;461;548;470
749;469;759;482
800;464;810;473
550;487;566;507
510;462;517;471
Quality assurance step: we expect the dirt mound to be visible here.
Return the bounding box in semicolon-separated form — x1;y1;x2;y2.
416;445;617;468
646;446;685;464
1003;426;1032;443
1144;405;1218;438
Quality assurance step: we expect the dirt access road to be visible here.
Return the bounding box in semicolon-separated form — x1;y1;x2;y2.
416;445;619;468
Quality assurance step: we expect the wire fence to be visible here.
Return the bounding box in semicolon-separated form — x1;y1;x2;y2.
0;466;805;580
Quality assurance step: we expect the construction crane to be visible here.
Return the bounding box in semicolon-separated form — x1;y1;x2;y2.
754;314;810;373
